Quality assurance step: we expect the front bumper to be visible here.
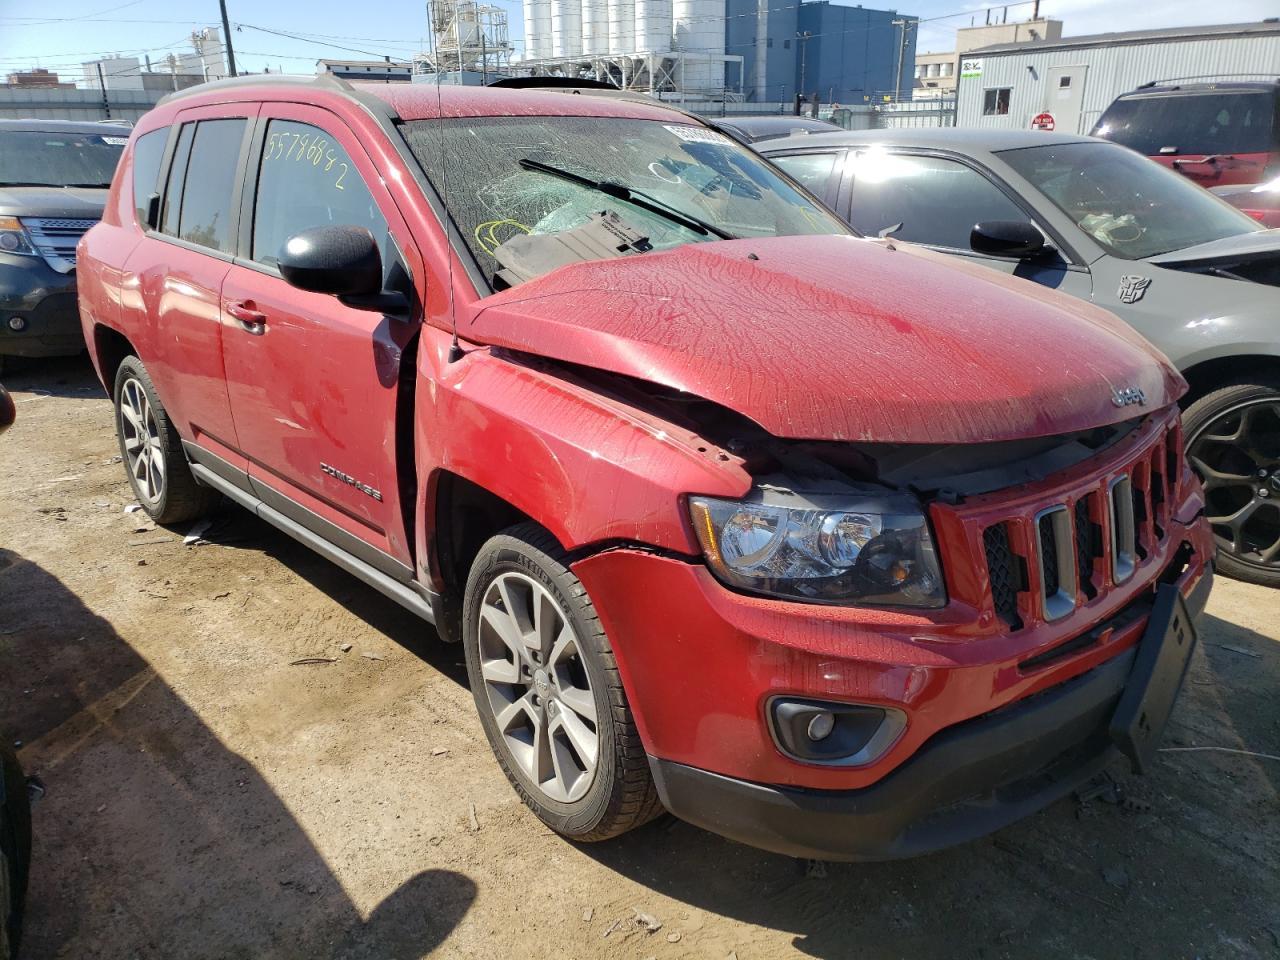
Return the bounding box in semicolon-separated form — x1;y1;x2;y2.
571;411;1214;859
649;567;1210;861
0;254;83;358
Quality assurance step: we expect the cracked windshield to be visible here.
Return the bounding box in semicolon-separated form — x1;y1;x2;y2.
402;115;848;287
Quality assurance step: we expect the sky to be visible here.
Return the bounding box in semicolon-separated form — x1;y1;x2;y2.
1;0;1276;79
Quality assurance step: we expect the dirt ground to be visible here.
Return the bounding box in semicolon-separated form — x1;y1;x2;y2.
0;357;1277;960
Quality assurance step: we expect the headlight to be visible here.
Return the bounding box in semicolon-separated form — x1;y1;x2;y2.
689;481;945;607
0;217;36;257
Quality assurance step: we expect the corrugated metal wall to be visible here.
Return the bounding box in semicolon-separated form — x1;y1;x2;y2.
955;32;1280;133
0;87;164;122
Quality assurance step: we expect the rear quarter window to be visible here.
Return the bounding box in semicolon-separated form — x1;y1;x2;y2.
131;129;167;228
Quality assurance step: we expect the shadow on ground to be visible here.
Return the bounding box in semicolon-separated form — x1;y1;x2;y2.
198;503;1280;958
0;355;106;401
0;549;474;960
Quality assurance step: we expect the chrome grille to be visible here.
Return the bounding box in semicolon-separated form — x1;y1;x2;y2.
21;217;97;274
977;417;1182;630
1035;505;1077;621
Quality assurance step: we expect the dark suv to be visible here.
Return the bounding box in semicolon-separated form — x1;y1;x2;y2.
1092;80;1280;187
0;119;129;373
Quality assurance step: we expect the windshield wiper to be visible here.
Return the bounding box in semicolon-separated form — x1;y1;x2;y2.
518;158;738;241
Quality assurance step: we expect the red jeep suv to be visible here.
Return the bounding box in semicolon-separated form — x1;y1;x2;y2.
78;76;1213;860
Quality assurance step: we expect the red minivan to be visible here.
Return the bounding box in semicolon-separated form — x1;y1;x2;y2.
78;76;1213;860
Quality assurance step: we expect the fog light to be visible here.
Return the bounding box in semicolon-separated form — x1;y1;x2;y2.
7;316;26;332
769;697;907;766
806;711;835;741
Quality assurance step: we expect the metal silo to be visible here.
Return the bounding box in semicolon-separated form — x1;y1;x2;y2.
523;0;553;59
673;0;724;89
582;0;609;54
551;0;584;57
607;0;636;54
634;0;672;52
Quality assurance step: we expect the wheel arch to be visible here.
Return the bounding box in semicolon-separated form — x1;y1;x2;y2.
1180;352;1280;406
426;470;549;644
91;324;138;393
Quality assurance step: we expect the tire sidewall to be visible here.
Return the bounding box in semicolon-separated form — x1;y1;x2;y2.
112;357;170;518
462;537;619;835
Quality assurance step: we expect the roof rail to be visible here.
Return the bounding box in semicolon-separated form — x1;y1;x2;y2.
1135;73;1280;89
156;72;354;108
487;76;620;90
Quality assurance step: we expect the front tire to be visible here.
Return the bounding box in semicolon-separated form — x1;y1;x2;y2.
1184;377;1280;588
112;356;218;525
462;523;662;841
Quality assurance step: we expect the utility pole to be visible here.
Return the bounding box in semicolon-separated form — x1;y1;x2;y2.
218;0;238;77
796;31;811;112
95;62;111;119
891;18;913;102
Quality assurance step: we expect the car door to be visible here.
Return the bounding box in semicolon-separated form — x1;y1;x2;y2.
120;105;258;468
841;148;1093;298
219;104;420;571
764;149;847;208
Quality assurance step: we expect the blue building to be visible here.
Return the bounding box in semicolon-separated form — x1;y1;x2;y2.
725;0;916;104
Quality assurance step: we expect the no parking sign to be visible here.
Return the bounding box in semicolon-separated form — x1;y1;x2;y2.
1031;112;1056;131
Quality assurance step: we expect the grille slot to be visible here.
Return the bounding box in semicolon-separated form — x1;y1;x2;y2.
1109;475;1137;583
1035;505;1077;621
984;523;1025;631
1038;513;1060;595
1074;495;1100;600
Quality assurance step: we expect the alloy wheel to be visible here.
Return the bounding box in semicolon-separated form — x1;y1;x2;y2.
476;571;599;803
1187;398;1280;570
119;377;166;503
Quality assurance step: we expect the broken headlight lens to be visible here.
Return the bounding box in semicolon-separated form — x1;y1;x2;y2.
689;488;945;607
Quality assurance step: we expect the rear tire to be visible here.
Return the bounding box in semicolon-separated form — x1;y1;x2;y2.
1184;377;1280;589
112;356;219;525
462;522;662;841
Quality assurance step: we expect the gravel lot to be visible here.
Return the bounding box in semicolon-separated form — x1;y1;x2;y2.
1;358;1277;960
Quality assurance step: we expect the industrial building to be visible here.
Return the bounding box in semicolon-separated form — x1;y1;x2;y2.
955;20;1280;133
914;15;1062;99
318;59;414;82
728;0;917;104
517;0;916;102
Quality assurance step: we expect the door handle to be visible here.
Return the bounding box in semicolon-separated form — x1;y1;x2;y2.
226;299;267;331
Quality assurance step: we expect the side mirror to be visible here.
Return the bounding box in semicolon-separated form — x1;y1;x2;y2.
970;220;1047;259
278;226;383;297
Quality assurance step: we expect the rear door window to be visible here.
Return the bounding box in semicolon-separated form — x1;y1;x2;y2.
769;151;843;201
847;151;1028;249
175;118;247;253
1094;92;1277;155
250;119;389;269
131;128;167;227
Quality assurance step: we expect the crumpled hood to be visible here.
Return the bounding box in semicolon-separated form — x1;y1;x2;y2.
467;235;1183;444
0;185;108;219
1146;227;1280;266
